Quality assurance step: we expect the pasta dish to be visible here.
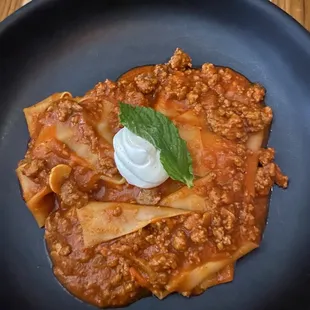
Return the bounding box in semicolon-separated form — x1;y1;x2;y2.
16;49;288;308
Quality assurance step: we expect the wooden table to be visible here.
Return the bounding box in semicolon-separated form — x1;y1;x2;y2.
1;0;309;30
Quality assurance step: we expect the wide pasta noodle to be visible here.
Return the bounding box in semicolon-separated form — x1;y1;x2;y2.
56;122;124;185
16;165;54;227
24;92;72;138
77;198;238;299
16;165;41;202
25;186;54;227
159;173;215;211
170;242;258;294
94;99;119;144
196;264;234;293
76;202;190;247
55;123;100;168
167;259;232;293
244;131;265;198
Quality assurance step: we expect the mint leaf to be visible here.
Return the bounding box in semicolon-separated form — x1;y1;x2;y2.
119;102;194;187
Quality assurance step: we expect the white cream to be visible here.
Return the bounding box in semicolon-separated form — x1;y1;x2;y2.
113;128;169;188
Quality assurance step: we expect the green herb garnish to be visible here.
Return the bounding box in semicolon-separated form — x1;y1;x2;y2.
119;102;194;187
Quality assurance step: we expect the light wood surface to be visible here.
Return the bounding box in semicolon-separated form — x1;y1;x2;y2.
1;0;309;29
272;0;309;30
1;0;28;22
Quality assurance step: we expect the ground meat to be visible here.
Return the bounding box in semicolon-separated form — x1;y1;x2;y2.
246;84;266;103
98;155;118;176
186;81;209;106
60;180;89;208
232;103;273;133
258;148;275;166
211;214;222;227
211;226;231;250
238;202;255;226
54;242;72;256
255;163;288;196
203;95;272;141
172;230;187;251
22;159;46;178
255;165;274;196
208;187;224;208
206;107;247;141
190;228;208;243
77;121;100;152
202;63;217;77
261;106;273;125
221;208;235;231
54;98;83;122
274;165;289;188
78;97;103;120
168;48;192;70
163;73;189;100
185;249;201;265
124;89;148;106
183;214;203;231
134;73;158;94
136;188;161;205
149;253;178;271
87;79;118;98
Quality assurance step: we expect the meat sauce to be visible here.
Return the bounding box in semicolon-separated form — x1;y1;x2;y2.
17;49;288;308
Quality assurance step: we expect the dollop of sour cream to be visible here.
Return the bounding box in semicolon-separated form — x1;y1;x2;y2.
113;128;169;188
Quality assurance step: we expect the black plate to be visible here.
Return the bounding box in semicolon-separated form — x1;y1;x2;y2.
1;0;310;309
